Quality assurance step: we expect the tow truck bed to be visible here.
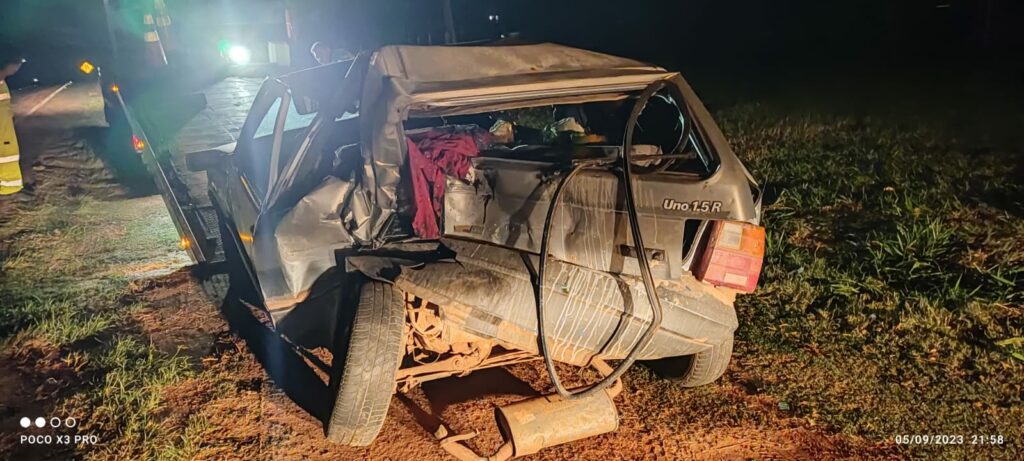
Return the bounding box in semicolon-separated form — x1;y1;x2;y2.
168;77;260;207
133;76;261;263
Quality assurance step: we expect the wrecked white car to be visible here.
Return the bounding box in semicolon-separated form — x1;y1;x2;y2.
188;43;764;457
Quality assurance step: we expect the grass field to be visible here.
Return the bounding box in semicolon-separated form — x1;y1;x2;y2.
703;67;1024;459
1;71;1021;460
0;196;197;459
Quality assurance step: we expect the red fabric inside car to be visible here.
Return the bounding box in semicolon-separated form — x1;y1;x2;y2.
406;130;485;238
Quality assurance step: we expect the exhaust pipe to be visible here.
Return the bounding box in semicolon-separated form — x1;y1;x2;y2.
435;359;621;461
496;388;618;457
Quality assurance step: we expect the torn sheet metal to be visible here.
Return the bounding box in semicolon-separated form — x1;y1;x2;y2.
350;44;678;248
395;239;737;367
266;176;356;310
256;43;756;318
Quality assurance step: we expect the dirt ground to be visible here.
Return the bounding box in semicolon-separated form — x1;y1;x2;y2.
132;272;900;461
3;271;897;461
0;82;931;460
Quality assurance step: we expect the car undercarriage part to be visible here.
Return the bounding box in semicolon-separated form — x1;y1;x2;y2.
533;80;671;400
395;238;738;365
397;295;538;392
432;359;622;461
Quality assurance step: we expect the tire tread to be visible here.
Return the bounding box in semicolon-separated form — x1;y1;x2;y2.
326;281;405;446
678;339;733;387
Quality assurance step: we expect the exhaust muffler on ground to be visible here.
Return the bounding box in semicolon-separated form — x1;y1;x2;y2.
496;386;619;457
434;360;621;461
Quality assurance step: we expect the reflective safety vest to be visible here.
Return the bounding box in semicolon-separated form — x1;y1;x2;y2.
0;79;22;195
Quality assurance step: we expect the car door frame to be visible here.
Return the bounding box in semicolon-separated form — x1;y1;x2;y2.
211;78;291;262
261;54;369;215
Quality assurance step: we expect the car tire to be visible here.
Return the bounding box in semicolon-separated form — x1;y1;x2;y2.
326;279;405;446
643;339;732;387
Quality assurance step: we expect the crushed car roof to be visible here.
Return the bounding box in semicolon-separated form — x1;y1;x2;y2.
371;43;664;83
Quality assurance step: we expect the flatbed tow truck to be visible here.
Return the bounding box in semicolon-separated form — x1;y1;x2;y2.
94;0;286;264
114;76;262;263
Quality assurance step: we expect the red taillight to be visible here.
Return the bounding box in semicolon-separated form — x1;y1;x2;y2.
131;134;146;153
694;221;765;293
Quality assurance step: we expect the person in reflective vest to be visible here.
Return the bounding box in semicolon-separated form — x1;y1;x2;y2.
0;49;25;195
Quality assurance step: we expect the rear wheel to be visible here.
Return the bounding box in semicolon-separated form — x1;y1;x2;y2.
644;339;733;387
101;104;151;186
326;279;405;446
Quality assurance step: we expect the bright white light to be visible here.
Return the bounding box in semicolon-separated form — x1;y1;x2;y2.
227;45;251;65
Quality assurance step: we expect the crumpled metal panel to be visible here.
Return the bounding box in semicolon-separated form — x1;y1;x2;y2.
352;67;410;245
395;239;737;366
444;161;686;279
258;46;757;322
348;45;676;247
355;72;756;248
271;177;355;305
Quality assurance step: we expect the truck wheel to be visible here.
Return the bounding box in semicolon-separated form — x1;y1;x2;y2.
644;339;732;387
326;279;405;446
101;107;152;189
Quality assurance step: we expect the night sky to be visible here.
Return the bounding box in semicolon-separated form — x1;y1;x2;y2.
1;0;1022;85
299;0;1024;68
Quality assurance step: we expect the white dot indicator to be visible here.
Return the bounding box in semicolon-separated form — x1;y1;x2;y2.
19;417;31;428
50;417;61;428
34;417;45;428
65;417;77;428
